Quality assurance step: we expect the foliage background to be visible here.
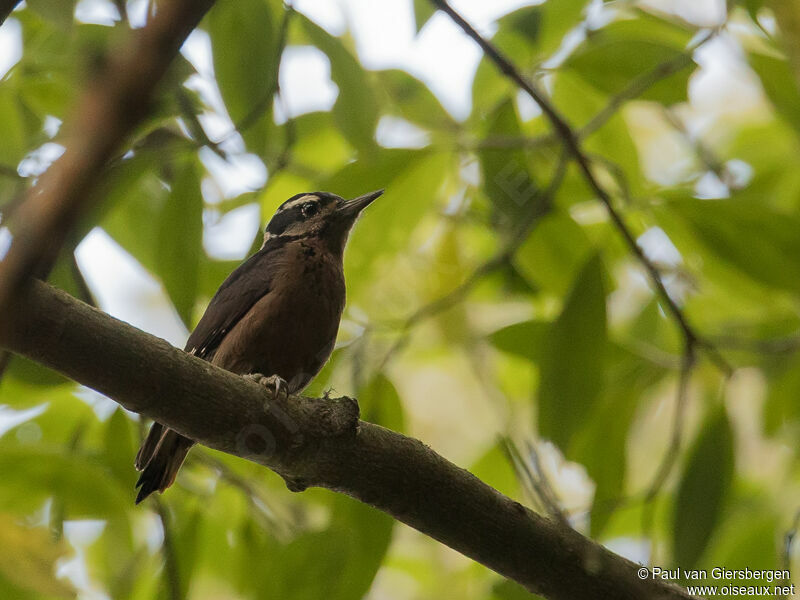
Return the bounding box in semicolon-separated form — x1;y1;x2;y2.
0;0;798;598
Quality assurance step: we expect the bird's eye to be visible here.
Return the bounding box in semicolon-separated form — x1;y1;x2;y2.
301;202;318;217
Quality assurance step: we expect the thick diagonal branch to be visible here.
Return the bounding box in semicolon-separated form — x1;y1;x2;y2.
0;279;693;600
0;0;216;314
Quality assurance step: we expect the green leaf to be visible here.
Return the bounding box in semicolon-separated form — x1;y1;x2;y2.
301;16;379;152
156;157;204;326
358;373;405;431
25;0;76;29
673;407;734;568
573;344;667;536
255;495;393;600
375;69;454;130
413;0;437;33
764;354;800;434
208;0;281;147
668;197;800;296
748;51;800;134
514;210;593;297
478;99;541;228
103;408;137;488
0;513;74;598
488;320;549;363
497;0;587;61
537;253;607;451
565;18;694;104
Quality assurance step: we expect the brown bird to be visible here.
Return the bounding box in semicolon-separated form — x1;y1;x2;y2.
134;189;383;503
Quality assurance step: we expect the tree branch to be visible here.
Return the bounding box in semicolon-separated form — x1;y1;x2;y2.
0;0;216;316
0;0;21;26
0;279;694;600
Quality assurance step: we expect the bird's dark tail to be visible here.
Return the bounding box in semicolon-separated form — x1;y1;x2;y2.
134;425;194;504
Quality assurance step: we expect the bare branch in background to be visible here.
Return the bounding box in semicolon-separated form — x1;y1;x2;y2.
0;279;696;600
0;0;217;315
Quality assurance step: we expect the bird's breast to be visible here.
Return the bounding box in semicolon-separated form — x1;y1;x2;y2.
212;241;346;392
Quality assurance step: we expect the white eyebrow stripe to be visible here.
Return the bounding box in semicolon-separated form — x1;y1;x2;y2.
279;195;318;212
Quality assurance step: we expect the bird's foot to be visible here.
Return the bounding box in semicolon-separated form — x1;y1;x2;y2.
243;373;290;402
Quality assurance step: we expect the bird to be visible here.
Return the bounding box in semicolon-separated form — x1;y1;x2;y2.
133;189;384;504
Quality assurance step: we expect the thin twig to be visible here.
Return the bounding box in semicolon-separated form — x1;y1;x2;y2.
432;0;732;376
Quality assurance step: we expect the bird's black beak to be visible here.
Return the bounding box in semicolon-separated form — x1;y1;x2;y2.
337;189;384;217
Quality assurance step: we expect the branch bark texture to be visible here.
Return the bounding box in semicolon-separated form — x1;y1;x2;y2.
0;280;694;600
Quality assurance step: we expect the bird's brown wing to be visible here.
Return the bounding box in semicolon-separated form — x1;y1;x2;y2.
185;240;288;359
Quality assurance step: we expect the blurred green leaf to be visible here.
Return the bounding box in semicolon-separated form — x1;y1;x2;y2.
156;157;204;326
301;16;379;152
359;373;405;431
514;210;593;296
413;0;437;33
574;344;667;535
537;253;607;450
25;0;76;29
566;18;694;104
478;99;540;228
104;408;137;488
208;0;281;149
749;50;800;134
488;320;549;363
668;197;800;296
0;513;74;598
254;495;393;600
673;407;734;568
376;69;454;130
764;354;800;434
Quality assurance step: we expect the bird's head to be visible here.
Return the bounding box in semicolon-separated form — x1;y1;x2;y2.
262;190;384;254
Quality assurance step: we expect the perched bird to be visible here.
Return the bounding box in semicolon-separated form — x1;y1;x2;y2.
134;189;383;504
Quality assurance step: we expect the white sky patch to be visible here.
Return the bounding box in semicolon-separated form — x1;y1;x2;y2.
75;0;119;25
0;403;48;439
43;115;62;138
0;17;22;79
17;142;66;177
276;46;339;121
75;228;188;347
203;203;261;260
0;227;12;260
637;226;683;267
376;115;430;148
198;148;266;198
